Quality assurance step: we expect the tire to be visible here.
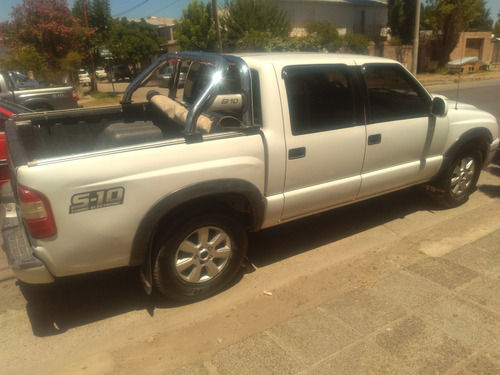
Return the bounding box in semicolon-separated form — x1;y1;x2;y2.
434;149;482;207
153;212;248;302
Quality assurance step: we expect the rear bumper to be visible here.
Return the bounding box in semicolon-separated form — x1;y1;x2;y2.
1;186;54;284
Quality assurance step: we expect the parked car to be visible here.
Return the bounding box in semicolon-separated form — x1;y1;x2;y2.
159;66;173;88
0;71;78;111
95;67;107;81
158;65;188;88
7;71;40;90
108;65;132;81
78;69;91;86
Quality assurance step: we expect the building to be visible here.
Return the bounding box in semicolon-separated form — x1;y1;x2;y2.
419;31;495;72
277;0;389;39
130;16;178;53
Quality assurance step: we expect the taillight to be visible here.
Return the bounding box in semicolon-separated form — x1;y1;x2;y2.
71;89;78;102
18;185;57;238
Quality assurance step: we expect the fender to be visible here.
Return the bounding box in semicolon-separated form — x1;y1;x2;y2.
443;127;492;170
130;178;265;294
429;127;493;189
20;98;54;110
129;178;266;264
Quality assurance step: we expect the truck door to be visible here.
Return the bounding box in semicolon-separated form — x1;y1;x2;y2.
280;65;366;220
357;63;448;198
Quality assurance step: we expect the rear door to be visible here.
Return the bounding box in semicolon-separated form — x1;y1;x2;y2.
280;64;366;219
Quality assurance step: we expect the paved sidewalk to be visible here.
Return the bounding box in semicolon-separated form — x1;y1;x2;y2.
169;228;500;375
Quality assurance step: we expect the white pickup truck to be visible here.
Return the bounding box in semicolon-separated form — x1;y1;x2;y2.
2;52;498;302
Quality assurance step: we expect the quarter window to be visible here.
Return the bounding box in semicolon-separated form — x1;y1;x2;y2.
284;65;356;135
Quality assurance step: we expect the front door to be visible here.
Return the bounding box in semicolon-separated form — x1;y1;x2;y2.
358;63;448;198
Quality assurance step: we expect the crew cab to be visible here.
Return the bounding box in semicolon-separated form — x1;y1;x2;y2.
0;71;78;111
1;52;498;302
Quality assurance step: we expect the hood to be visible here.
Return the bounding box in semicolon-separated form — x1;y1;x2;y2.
432;94;479;111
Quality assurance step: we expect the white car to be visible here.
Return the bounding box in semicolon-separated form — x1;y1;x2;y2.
78;69;90;86
2;52;498;303
95;67;107;81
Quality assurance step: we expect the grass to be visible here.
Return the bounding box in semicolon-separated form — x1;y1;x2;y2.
79;91;122;107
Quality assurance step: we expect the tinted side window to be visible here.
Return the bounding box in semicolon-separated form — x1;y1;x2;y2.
284;65;356;135
363;64;431;123
251;69;262;126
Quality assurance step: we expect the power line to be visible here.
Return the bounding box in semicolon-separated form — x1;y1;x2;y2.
112;0;184;18
113;0;152;17
152;0;184;14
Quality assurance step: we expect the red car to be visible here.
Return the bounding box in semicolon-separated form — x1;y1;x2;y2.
0;99;32;187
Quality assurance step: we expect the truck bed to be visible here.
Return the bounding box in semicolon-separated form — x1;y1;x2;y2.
11;102;213;163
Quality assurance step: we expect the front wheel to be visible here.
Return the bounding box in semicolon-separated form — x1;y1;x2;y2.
433;149;482;207
153;212;247;302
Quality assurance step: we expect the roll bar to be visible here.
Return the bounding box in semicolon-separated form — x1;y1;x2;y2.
122;52;253;136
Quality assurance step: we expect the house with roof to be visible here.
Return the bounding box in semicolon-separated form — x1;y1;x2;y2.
277;0;389;39
129;16;178;53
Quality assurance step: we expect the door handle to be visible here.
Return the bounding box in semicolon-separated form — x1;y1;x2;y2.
289;147;306;159
368;134;381;145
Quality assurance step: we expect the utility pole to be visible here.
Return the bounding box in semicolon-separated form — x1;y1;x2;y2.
212;0;222;53
412;0;421;75
82;0;97;91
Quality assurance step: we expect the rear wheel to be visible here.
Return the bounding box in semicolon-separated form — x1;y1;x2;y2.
433;149;482;207
153;212;247;302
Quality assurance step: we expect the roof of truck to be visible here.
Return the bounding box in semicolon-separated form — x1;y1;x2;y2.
235;52;398;68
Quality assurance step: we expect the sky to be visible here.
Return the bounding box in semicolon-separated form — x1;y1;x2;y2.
1;0;500;24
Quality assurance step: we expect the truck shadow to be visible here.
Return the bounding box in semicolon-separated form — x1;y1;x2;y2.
19;268;151;337
477;151;500;199
18;180;494;337
247;187;435;268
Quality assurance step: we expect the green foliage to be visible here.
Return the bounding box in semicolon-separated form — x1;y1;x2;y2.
174;0;216;51
221;0;291;52
388;0;417;45
72;0;112;43
107;18;164;65
60;51;82;86
72;0;112;89
495;22;500;38
343;33;370;54
469;0;493;31
8;45;47;73
0;0;95;83
304;20;342;52
423;0;483;68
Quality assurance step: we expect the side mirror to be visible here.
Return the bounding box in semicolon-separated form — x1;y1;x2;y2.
430;96;448;117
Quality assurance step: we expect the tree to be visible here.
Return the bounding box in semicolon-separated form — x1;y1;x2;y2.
72;0;112;90
72;0;112;43
388;0;417;45
344;33;370;54
469;0;493;31
174;0;216;51
220;0;291;52
107;18;164;71
304;20;342;52
495;9;500;37
0;0;94;83
423;0;482;68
